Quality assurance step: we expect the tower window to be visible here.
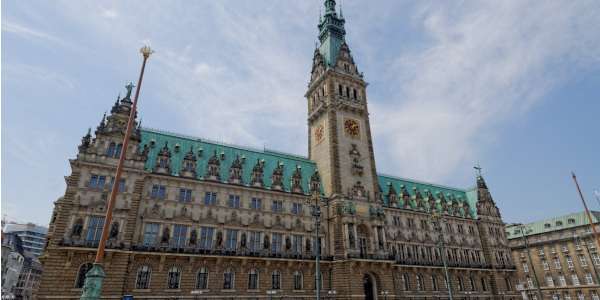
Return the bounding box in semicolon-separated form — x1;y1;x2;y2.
338;84;343;96
353;89;357;99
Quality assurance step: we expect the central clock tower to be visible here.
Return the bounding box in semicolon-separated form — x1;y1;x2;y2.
306;0;378;201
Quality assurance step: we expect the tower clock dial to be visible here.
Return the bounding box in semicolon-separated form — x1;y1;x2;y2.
344;119;360;138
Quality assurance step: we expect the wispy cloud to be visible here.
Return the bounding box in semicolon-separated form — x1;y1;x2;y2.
2;20;64;44
371;0;600;182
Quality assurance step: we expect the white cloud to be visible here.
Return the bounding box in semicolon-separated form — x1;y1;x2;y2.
371;0;600;183
2;21;64;44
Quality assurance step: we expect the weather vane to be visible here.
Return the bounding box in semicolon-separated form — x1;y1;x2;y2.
474;163;482;177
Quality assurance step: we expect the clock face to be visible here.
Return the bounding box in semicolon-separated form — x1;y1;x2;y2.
344;119;360;138
314;125;324;143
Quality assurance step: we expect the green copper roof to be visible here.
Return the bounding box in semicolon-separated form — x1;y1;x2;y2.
140;128;318;194
505;211;600;240
378;174;477;218
140;128;478;216
318;0;346;67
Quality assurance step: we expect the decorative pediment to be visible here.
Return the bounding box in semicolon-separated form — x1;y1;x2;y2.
290;165;304;194
387;183;397;207
250;159;265;187
205;150;221;181
309;170;321;193
271;162;284;191
155;142;171;174
180;146;197;178
229;155;243;184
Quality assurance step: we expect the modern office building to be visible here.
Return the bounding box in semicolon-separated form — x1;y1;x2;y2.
506;211;600;300
4;223;48;257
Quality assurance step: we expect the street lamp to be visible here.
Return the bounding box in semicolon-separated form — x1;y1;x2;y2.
327;289;337;299
306;189;323;300
513;223;543;300
80;45;153;300
430;212;453;300
266;289;277;300
380;290;389;300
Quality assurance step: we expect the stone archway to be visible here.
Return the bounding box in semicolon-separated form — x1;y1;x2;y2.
363;273;377;300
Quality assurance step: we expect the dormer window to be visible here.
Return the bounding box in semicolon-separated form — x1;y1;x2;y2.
556;221;563;226
155;142;171;173
544;223;551;228
568;218;576;224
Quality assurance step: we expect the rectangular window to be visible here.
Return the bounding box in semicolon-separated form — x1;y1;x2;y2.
271;233;283;253
225;229;238;251
558;275;567;286
291;203;303;215
593;253;600;266
143;223;160;246
151;184;166;199
109;177;126;192
579;254;588;267
554;258;562;269
586;273;594;285
292;235;303;254
85;216;105;243
572;274;580;286
523;263;529;273
248;231;262;252
271;200;283;213
89;175;107;189
228;195;240;208
567;256;574;269
546;276;554;287
542;260;549;270
179;188;192;203
199;227;214;249
171;225;188;248
250;198;262;210
204;192;217;206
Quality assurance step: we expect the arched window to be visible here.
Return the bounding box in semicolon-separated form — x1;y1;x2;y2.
167;267;181;289
338;84;343;96
75;263;93;288
106;142;116;157
416;274;424;291
481;277;488;291
223;268;235;289
431;275;439;291
248;268;258;290
402;273;410;290
271;270;281;290
135;265;151;289
469;275;476;291
315;271;323;290
293;271;303;290
458;276;465;291
196;267;209;289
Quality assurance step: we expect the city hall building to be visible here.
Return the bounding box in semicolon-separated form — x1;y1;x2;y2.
38;1;519;299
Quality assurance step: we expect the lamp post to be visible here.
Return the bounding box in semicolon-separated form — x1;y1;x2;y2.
430;212;453;300
327;289;337;300
306;190;323;300
380;290;389;300
80;45;153;300
515;223;543;300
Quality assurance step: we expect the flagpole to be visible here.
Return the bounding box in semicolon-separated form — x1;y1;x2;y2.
571;172;600;251
80;45;153;300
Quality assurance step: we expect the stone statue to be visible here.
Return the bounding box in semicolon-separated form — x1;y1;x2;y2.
109;222;119;239
71;219;83;238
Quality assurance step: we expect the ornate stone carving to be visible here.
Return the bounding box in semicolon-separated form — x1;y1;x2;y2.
155;142;171;174
229;155;243;184
205;150;221;181
250;159;265;187
180;146;197;178
349;144;364;176
290;166;303;194
271;162;284;191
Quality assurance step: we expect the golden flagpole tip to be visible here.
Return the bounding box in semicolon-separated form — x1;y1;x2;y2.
140;45;154;58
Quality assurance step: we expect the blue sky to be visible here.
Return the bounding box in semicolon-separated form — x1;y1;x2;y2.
2;0;599;226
